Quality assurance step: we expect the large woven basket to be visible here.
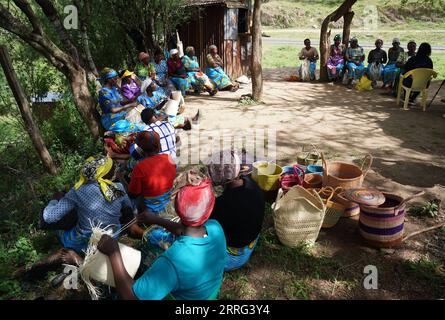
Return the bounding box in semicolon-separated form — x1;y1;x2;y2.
272;186;325;247
321;152;372;190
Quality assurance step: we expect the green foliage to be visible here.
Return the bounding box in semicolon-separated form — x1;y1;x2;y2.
408;200;440;218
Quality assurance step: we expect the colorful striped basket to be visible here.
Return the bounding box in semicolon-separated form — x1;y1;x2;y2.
358;191;424;248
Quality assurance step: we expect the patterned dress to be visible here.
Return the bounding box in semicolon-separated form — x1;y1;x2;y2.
43;183;132;253
345;46;366;80
327;44;345;80
167;58;192;95
151;59;175;96
383;47;405;85
98;86;145;133
182;55;213;92
205;54;232;89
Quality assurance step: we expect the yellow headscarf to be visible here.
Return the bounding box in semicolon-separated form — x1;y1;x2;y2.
74;156;124;202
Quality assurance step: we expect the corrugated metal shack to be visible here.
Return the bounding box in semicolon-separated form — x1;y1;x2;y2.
178;0;252;79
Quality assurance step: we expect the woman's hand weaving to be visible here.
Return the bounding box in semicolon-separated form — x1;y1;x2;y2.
97;234;119;256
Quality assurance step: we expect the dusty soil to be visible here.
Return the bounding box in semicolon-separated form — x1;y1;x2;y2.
178;67;445;300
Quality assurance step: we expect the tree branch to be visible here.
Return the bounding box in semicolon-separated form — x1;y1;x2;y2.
12;0;43;35
35;0;80;63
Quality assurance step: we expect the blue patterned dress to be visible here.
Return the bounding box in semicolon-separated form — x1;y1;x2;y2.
205;54;232;89
98;86;145;133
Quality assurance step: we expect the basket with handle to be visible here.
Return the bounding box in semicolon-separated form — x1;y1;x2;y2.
321;152;373;190
317;187;346;228
297;144;321;166
272;186;326;247
280;164;305;193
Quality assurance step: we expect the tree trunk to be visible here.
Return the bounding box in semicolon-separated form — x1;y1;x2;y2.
0;45;58;175
67;68;102;138
251;0;263;101
319;0;357;82
342;10;355;49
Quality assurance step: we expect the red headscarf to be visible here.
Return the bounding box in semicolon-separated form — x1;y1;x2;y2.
175;179;215;227
135;131;160;154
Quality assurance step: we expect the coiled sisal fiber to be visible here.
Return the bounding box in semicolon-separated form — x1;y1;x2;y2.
272;186;325;247
78;227;141;300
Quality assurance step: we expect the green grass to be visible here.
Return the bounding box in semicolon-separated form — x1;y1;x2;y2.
263;44;445;77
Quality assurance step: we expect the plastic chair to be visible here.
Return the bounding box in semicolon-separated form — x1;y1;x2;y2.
396;68;438;111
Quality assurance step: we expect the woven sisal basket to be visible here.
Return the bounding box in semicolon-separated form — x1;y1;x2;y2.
272;186;325;247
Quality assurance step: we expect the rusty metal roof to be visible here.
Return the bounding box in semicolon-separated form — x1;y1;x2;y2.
185;0;248;8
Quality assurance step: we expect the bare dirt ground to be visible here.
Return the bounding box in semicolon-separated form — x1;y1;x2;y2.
178;67;445;300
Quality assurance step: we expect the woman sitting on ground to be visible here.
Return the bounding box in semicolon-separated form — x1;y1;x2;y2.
367;39;387;87
327;34;345;82
151;47;176;96
124;131;176;215
21;156;134;279
135;52;156;80
95;178;227;300
345;37;366;89
401;42;433;106
207;150;265;271
382;38;404;89
182;46;217;96
98;68;144;133
205;45;238;91
137;79;168;110
119;70;142;102
167;49;192;96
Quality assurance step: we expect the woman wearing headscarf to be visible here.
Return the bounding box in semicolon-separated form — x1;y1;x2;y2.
98;67;145;133
205;45;238;91
207;150;265;271
367;39;387;86
182;46;217;96
96;179;227;300
167;49;192;95
135;52;156;80
42;156;133;253
327;34;345;82
382;38;404;89
126;131;176;214
345;37;366;89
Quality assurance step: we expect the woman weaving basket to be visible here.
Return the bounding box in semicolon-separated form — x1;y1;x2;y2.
96;178;227;300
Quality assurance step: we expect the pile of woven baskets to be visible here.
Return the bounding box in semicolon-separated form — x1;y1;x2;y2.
253;145;376;248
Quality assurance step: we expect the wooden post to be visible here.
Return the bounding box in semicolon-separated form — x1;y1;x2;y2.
342;10;355;49
0;45;58;175
251;0;263;101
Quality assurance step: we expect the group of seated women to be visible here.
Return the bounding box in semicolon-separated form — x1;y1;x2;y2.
97;44;239;135
26;141;265;300
299;35;434;105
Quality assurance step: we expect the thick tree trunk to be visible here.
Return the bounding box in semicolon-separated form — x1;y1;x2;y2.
251;0;263;101
319;0;357;82
319;20;332;81
342;10;355;49
0;45;58;175
67;68;102;138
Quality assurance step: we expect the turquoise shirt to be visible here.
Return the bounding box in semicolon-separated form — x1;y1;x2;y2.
132;220;227;300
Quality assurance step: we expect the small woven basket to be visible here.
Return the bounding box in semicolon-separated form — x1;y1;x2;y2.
317;187;346;228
